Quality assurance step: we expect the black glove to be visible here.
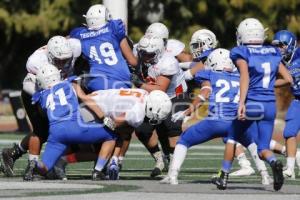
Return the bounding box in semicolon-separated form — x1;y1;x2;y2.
131;73;144;88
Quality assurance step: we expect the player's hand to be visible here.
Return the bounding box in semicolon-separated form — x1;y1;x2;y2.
103;117;116;131
238;103;246;121
131;73;144;88
171;111;186;122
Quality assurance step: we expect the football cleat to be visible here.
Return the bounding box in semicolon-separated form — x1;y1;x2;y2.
283;167;295;180
23;160;37;181
1;143;24;177
151;151;165;178
229;167;255;176
92;169;108;181
270;160;284;191
108;160;119;180
211;170;229;190
160;175;178;185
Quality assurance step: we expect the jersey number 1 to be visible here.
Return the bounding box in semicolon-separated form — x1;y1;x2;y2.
261;62;271;89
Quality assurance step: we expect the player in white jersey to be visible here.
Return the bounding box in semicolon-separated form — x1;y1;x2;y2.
131;34;189;177
0;36;79;180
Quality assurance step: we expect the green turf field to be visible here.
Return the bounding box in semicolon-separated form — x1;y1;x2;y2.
0;132;299;185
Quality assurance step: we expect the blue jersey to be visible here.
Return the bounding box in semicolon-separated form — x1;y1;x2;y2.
32;77;79;125
195;70;240;120
230;45;281;102
70;19;130;82
287;58;300;96
292;47;300;63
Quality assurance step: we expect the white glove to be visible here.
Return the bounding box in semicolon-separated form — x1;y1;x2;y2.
171;111;186;122
103;117;116;131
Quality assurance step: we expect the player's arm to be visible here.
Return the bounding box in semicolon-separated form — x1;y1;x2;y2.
72;82;105;120
140;75;171;92
176;51;193;62
275;62;293;87
236;58;249;120
120;38;138;67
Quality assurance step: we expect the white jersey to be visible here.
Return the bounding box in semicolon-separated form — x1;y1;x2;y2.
166;39;185;57
23;38;81;95
147;52;187;98
91;88;148;128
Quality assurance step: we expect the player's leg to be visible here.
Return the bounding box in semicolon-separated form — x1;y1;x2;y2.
229;143;255;176
162;119;230;185
282;105;300;179
270;139;286;155
256;102;284;191
135;121;164;177
213;118;253;190
1;134;29;177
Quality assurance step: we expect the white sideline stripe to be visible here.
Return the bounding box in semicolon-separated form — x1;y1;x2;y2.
129;143;225;150
126;151;223;156
0;139;19;144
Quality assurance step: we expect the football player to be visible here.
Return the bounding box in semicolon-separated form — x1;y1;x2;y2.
0;36;80;180
272;30;300;179
69;4;137;91
213;18;293;191
160;48;239;184
131;34;189;177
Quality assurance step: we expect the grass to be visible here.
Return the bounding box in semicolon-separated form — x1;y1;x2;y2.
0;132;300;186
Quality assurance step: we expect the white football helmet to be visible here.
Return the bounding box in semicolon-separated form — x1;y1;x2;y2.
145;90;172;124
190;29;218;59
36;63;62;89
236;18;267;45
138;34;165;66
145;22;169;45
47;36;73;69
83;4;111;30
205;48;236;72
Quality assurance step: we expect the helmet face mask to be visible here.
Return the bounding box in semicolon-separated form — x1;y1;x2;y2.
190;29;218;59
145;90;172;124
272;30;297;62
47;36;73;70
138;35;165;66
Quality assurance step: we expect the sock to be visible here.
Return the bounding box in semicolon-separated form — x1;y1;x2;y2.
221;160;232;173
18;142;27;153
269;140;276;151
281;146;286;155
296;150;300;168
111;156;118;165
266;155;276;164
148;145;160;154
169;144;187;177
28;154;39;161
286;157;295;170
247;143;267;171
95;158;108;171
118;156;124;164
237;153;251;168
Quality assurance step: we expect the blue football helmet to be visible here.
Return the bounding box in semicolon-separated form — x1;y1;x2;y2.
272;30;297;62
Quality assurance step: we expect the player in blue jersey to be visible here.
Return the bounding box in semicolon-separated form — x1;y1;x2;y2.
160;48;241;184
213;18;293;191
30;63;119;180
70;4;137;91
272;30;300;178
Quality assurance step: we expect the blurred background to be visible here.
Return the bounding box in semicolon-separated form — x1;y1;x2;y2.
0;0;300;132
